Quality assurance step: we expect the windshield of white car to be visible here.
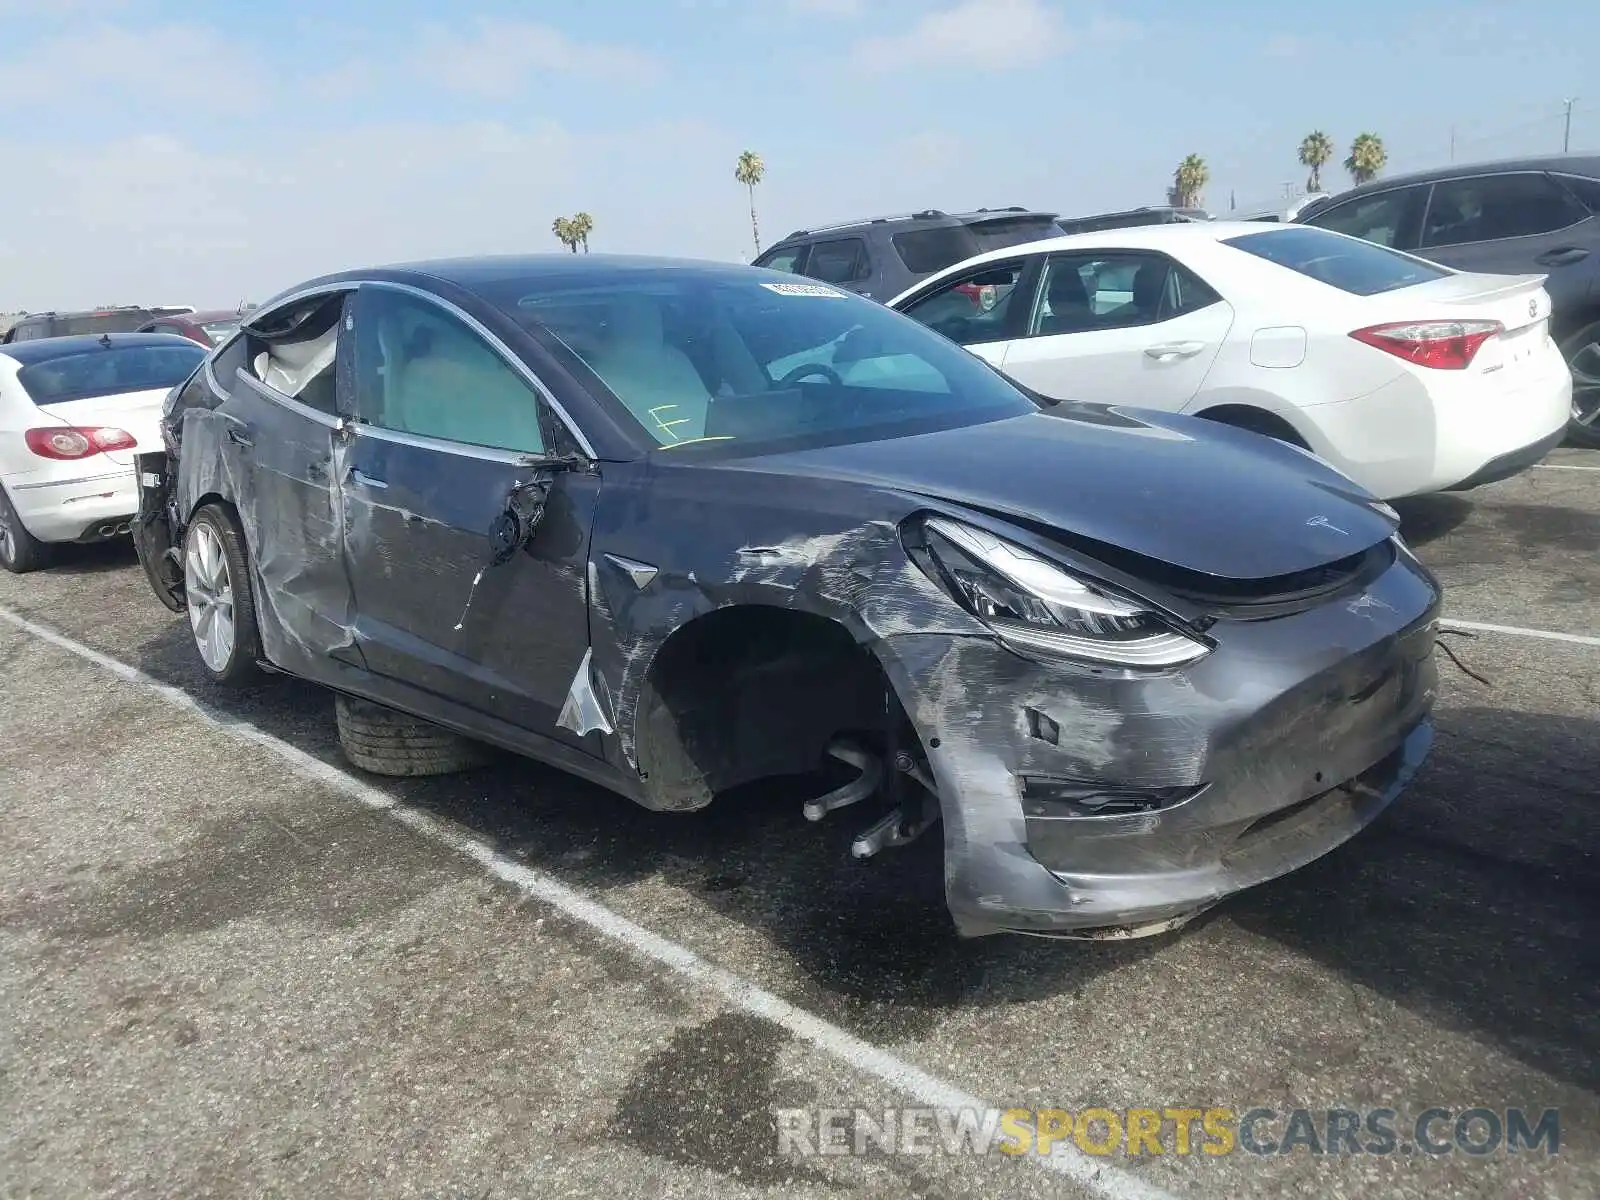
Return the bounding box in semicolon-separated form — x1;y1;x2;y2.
16;342;207;406
490;272;1038;454
1222;226;1449;296
202;320;241;345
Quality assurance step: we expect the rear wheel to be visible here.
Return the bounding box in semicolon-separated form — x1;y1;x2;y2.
0;486;50;574
183;504;263;686
1560;319;1600;449
333;695;491;777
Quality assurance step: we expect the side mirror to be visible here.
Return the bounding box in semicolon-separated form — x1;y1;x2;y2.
489;450;590;565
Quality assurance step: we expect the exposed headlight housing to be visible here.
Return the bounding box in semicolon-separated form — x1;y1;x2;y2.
916;517;1211;669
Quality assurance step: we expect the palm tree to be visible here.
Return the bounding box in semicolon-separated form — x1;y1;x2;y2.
1298;130;1334;194
572;211;594;253
1344;133;1387;185
1172;154;1209;209
552;216;579;254
733;150;765;256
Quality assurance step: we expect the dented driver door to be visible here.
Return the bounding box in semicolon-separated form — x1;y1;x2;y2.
340;283;601;747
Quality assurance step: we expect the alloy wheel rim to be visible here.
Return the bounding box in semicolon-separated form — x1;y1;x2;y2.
0;512;14;565
1570;338;1600;427
184;522;235;672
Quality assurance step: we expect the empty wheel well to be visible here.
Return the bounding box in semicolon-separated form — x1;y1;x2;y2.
1197;404;1309;448
635;605;901;811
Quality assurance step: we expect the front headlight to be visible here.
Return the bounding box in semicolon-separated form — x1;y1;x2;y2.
917;517;1211;668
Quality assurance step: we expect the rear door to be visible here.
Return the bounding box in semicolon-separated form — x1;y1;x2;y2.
799;237;873;296
752;244;809;275
893;256;1037;369
341;282;600;744
995;250;1233;409
213;294;363;676
1415;171;1599;313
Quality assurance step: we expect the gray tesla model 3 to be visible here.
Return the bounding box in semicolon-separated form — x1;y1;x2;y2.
132;255;1440;938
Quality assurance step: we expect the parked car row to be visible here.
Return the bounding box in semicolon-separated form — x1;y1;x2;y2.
757;154;1600;451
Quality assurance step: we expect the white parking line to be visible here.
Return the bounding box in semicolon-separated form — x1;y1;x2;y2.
1533;463;1600;472
1441;618;1600;647
0;604;1176;1200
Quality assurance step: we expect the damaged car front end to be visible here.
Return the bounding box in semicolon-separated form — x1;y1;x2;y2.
132;254;1440;940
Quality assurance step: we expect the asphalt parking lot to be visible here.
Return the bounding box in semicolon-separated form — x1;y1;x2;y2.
1;448;1596;1200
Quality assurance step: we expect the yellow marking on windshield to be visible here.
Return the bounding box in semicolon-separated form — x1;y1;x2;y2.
647;403;693;442
658;436;735;449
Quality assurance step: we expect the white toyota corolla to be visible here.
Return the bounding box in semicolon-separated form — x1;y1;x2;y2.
886;222;1572;500
0;332;207;572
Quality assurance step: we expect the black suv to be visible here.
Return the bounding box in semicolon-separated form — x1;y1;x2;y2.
1296;155;1600;446
2;305;195;343
752;207;1060;302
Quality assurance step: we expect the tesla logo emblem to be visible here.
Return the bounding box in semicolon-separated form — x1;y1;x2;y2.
1530;298;1538;317
1307;515;1348;535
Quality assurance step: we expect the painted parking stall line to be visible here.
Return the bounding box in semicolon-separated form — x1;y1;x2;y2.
0;603;1179;1200
1532;463;1600;472
1441;618;1600;648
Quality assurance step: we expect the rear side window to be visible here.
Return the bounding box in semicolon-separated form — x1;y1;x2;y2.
802;238;869;285
1553;173;1600;213
58;312;151;337
16;343;208;405
1224;226;1448;296
892;226;979;275
967;216;1059;253
1302;187;1426;249
1421;173;1590;247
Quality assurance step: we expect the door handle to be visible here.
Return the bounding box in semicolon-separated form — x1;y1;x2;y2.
226;426;253;448
350;469;388;490
1535;246;1589;267
1144;341;1206;360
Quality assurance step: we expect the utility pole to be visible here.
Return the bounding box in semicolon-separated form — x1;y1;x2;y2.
1449;126;1455;162
1563;98;1577;153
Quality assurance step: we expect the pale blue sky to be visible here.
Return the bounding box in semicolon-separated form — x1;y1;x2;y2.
0;0;1593;308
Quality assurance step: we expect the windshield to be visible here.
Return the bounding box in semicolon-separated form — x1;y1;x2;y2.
1223;226;1448;296
485;270;1037;453
16;342;208;406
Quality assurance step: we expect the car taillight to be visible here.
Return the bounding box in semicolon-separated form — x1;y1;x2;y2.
1349;320;1502;370
24;426;138;460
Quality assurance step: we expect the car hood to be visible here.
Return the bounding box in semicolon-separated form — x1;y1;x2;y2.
737;403;1398;582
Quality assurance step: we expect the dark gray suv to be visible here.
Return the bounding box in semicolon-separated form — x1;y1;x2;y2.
752;207;1060;303
1296;156;1600;446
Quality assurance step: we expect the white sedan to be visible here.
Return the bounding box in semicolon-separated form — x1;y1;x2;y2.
0;332;208;572
883;222;1573;500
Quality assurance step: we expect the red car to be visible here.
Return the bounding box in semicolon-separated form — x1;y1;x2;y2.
137;308;250;347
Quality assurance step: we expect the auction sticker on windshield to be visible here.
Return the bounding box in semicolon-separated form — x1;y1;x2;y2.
761;282;847;298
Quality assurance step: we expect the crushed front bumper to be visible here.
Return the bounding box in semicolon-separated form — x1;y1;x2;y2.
878;545;1441;938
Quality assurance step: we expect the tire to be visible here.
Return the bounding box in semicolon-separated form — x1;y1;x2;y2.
182;503;263;686
333;694;492;777
0;485;52;574
1559;318;1600;449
